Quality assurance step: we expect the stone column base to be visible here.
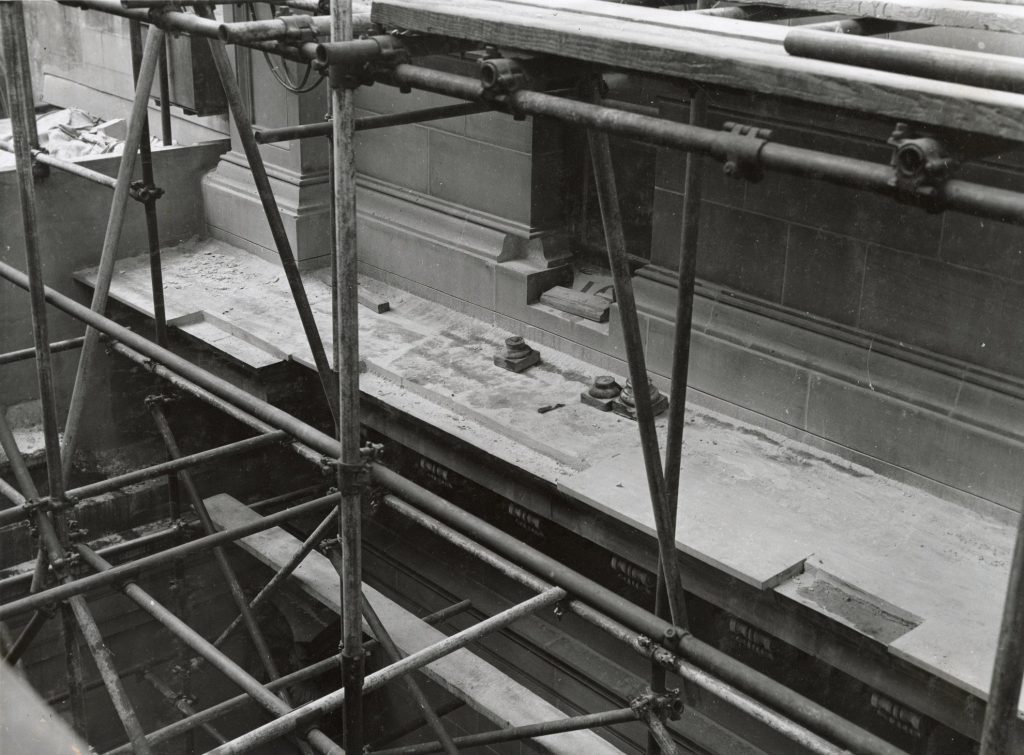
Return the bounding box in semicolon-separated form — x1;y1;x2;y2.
201;151;332;267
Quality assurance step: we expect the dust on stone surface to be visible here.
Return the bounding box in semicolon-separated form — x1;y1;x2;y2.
796;579;919;644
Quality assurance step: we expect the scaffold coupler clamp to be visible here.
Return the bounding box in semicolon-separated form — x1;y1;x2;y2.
22;496;50;522
630;688;684;722
144;393;177;410
720;121;772;182
887;122;954;213
366;484;387;517
130;180;165;205
331;442;383;495
30;146;50;180
277;13;321;44
479;57;531;98
320;35;406;90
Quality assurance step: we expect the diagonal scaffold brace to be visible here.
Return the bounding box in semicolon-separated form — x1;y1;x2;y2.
59;21;165;487
582;76;687;633
192;2;340;423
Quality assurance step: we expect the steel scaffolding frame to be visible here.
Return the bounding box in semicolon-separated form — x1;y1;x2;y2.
1;0;1022;753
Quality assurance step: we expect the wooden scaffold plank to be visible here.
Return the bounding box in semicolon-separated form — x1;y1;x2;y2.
372;0;1024;141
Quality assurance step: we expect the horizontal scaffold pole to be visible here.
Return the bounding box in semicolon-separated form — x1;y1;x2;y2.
0;260;911;755
101;600;473;755
383;64;1024;226
75;545;343;755
205;588;567;754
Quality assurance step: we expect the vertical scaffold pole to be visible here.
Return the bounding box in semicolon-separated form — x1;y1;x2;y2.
979;504;1024;755
585;81;685;632
194;3;339;423
329;0;366;751
0;0;93;733
128;20;169;348
60;24;165;486
649;82;707;754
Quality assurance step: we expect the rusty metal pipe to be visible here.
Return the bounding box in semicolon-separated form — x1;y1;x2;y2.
197;2;339;422
0;139;118;188
76;545;343;755
385;64;1024;225
585;79;684;631
0;336;86;366
255;102;494;143
785;28;1024;94
205;588;567;754
370;706;639;755
979;504;1024;754
325;547;460;755
102;600;473;755
208;503;339;653
60;23;165;487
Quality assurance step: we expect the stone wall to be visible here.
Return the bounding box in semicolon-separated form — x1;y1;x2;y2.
0;142;229;413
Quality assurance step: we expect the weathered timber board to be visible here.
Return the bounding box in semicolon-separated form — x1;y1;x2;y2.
540;285;610;322
372;0;1024;140
206;494;625;755
483;0;791;43
730;0;1024;33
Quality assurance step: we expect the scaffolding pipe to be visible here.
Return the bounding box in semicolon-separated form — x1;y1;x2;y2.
0;491;340;619
327;1;367;752
366;699;467;752
373;488;905;755
76;544;344;755
129;20;170;347
1;546;52;666
0;524;188;599
0;413;55;667
109;344;329;468
208;503;339;653
0;0;66;508
141;669;229;745
650;82;706;755
324;548;460;755
35;505;154;752
0;415;149;751
0;139;119;188
0;430;288;527
68;430;288;503
370;706;640;755
785;28;1024;94
0;336;86;366
0;263;915;754
0;487;317;597
586;81;684;630
979;504;1024;755
148;404;293;695
196;3;339;423
254;102;496;143
60;24;165;486
0;5;91;734
379;495;860;755
384;64;1024;225
157;34;172;145
799;17;919;35
206;587;566;754
217;13;373;44
103;600;473;755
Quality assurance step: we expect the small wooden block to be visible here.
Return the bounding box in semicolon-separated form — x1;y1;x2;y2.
540;285;610;323
494;349;541;373
358;289;390;313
